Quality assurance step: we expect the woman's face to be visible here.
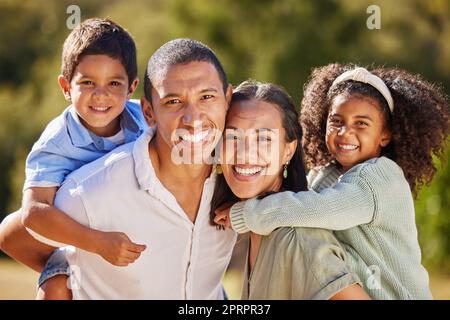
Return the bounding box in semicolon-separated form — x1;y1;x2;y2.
221;99;296;199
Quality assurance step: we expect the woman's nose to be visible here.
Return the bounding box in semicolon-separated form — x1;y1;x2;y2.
236;135;258;164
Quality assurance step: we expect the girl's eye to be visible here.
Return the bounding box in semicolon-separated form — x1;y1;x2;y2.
356;121;368;126
81;80;93;85
328;118;342;125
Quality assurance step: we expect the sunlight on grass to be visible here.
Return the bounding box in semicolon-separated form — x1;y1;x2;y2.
0;258;38;300
1;258;449;299
222;268;244;300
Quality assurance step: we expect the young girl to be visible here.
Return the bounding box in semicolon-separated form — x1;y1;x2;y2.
215;65;449;299
212;80;370;299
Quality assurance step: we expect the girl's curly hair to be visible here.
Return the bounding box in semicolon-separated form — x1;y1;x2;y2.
300;63;450;197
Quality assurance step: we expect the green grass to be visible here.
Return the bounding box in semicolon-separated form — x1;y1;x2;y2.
0;258;39;300
1;258;449;299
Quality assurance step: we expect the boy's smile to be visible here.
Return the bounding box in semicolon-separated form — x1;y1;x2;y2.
326;95;391;172
58;54;138;137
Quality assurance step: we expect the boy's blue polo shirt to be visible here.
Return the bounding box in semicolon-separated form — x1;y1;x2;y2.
24;99;148;190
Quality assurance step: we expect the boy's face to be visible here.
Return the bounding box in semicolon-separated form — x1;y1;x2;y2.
58;54;138;137
142;61;232;164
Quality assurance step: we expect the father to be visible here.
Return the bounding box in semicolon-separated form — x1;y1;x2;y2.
32;39;236;299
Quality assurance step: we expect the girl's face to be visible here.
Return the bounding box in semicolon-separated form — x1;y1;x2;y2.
326;94;391;172
221;99;296;200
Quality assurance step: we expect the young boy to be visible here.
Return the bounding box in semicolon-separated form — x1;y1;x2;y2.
0;18;148;299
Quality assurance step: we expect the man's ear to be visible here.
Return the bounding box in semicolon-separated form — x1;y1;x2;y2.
58;75;71;102
127;78;139;99
380;128;392;147
225;84;233;110
141;96;156;127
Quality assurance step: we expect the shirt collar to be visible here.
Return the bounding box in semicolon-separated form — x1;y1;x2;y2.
132;128;156;190
121;101;142;141
67;101;145;150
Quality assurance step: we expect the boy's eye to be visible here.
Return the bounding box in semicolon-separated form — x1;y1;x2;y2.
81;80;93;86
356;121;368;126
110;81;122;86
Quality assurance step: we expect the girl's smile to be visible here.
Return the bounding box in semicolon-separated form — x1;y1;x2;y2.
326;94;391;172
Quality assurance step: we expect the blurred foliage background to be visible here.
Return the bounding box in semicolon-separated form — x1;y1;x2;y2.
0;0;449;297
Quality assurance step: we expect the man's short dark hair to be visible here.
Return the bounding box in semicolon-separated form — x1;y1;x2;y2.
61;18;137;87
144;38;228;103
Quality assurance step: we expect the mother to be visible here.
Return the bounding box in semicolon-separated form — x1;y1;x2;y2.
213;80;370;299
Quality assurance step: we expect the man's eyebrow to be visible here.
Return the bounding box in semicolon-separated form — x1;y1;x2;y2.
161;93;180;100
110;75;128;80
200;88;219;94
161;88;219;99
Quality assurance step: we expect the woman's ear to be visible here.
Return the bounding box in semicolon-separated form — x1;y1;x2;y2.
127;78;139;99
283;140;298;164
140;96;156;127
58;75;71;102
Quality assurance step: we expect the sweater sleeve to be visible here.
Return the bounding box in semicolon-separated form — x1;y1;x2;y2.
230;163;376;235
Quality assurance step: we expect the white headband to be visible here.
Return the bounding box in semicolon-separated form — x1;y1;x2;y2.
331;67;394;113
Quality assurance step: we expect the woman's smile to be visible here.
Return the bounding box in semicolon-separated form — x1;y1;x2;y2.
222;99;292;199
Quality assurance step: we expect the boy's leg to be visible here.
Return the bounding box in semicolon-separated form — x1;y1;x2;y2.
37;275;72;300
1;211;72;300
36;248;72;300
0;210;55;272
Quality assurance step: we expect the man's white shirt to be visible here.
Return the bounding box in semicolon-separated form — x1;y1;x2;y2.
32;128;237;299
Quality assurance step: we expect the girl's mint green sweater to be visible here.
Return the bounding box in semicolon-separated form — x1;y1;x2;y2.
230;157;432;299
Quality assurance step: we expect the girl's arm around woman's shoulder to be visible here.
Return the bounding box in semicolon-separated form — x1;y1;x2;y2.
230;157;400;235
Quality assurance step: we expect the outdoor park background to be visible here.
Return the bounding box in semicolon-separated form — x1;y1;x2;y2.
0;0;449;299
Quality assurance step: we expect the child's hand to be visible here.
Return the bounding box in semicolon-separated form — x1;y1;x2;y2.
95;231;147;267
214;202;235;229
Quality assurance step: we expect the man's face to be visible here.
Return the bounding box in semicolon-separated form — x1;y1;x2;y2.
143;61;231;164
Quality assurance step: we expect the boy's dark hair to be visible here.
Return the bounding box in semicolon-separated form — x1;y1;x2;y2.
144;38;228;103
61;18;137;87
210;80;308;227
300;63;450;197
